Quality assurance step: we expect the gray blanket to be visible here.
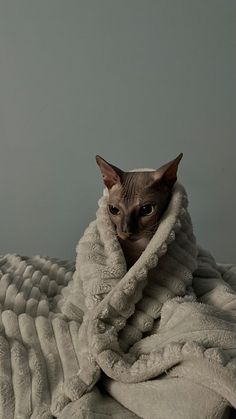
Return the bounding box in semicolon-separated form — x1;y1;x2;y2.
1;181;236;418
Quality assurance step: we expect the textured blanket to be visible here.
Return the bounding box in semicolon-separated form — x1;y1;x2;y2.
1;180;236;418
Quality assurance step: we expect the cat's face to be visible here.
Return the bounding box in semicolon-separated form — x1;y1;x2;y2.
105;173;171;241
96;154;183;242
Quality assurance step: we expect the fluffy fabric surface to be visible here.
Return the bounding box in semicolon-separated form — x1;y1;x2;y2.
1;180;236;418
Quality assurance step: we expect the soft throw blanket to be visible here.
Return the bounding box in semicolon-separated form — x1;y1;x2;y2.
1;180;236;418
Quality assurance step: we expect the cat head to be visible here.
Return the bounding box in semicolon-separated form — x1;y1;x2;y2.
96;153;183;241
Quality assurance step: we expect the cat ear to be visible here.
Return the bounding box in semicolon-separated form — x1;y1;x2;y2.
152;153;183;188
96;155;124;189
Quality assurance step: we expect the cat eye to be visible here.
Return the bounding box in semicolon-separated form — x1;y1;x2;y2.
108;205;120;215
139;204;155;216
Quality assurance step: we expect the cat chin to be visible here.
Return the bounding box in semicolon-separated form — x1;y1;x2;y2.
125;235;142;242
127;236;140;242
117;232;148;242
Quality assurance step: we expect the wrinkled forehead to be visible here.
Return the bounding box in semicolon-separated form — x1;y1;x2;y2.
108;172;155;204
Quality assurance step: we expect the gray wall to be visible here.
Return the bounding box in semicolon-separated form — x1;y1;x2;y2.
0;0;235;262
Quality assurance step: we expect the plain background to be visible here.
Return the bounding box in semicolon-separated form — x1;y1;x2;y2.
0;0;235;262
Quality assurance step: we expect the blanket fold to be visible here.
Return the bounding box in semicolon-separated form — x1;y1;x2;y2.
0;179;236;418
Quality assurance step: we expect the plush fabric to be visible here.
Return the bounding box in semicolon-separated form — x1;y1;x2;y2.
1;179;236;418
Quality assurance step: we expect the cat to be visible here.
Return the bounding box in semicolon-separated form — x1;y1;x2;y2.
96;153;183;270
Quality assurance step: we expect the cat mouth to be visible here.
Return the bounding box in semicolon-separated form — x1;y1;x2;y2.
127;235;140;242
117;232;131;240
117;232;140;241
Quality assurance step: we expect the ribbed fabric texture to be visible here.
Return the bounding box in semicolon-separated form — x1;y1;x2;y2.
0;255;82;418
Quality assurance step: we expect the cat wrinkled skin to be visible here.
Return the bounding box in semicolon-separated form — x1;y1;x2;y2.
96;153;183;269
